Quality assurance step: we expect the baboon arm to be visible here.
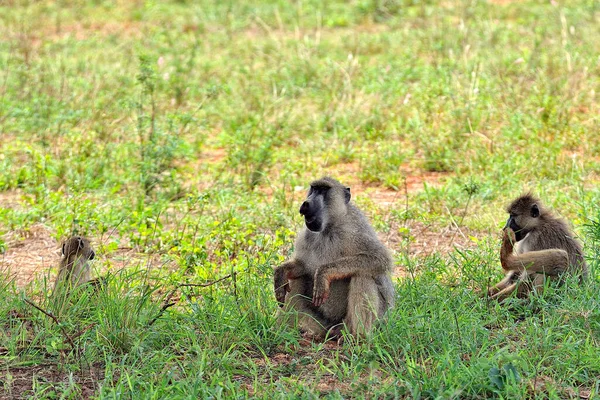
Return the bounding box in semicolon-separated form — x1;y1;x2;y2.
503;249;569;276
312;254;390;307
500;229;516;271
274;259;308;305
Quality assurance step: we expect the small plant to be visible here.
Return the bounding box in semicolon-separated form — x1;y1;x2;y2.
135;55;185;198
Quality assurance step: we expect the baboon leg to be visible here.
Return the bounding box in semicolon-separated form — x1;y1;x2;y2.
277;278;329;338
344;276;380;337
274;260;308;306
522;274;550;297
490;281;520;301
375;274;395;316
488;271;518;297
491;272;538;301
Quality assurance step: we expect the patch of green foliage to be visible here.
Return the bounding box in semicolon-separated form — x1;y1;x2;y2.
0;0;599;398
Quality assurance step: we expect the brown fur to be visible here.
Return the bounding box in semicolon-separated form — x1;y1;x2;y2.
54;236;95;291
489;194;586;301
274;177;395;338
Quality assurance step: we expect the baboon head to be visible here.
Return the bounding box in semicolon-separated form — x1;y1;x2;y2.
505;194;545;241
299;177;351;232
62;236;95;261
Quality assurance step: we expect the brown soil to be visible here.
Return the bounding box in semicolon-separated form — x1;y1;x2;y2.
0;363;104;400
1;224;60;288
12;20;144;49
387;221;478;257
0;189;23;210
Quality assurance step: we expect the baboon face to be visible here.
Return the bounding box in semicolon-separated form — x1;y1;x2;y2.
505;194;542;242
300;177;351;232
300;185;327;232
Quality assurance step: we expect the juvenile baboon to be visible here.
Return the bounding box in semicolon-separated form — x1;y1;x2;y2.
274;177;395;338
488;194;586;301
54;236;95;291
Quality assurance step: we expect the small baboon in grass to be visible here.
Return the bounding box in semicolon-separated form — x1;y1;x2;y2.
274;177;395;338
54;236;95;291
488;194;586;301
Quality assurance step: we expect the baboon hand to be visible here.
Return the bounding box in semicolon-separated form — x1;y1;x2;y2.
503;228;517;246
273;266;291;306
500;228;517;271
274;281;289;306
312;271;330;307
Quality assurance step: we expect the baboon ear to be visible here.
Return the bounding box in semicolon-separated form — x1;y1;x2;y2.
62;243;66;256
89;250;96;260
531;204;540;218
344;187;351;204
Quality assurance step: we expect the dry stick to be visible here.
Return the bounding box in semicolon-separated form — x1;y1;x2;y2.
71;322;97;340
147;274;234;327
448;189;475;247
23;298;77;351
231;270;239;306
178;273;232;288
452;309;465;355
147;291;179;327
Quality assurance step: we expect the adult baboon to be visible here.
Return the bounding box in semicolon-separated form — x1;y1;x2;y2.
54;236;95;291
274;177;395;338
488;194;586;301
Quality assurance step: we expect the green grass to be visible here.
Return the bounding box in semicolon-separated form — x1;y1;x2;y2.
1;0;599;398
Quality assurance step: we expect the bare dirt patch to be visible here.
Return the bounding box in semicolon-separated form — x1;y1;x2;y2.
0;363;104;400
10;20;145;49
386;221;479;257
330;161;448;195
202;147;227;165
528;375;591;399
1;224;60;288
0;189;23;210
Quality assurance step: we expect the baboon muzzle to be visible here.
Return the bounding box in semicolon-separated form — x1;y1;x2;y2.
505;216;527;242
299;201;310;216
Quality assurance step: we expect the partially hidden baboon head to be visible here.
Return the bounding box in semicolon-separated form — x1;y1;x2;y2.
505;194;545;241
299;177;351;232
62;236;95;261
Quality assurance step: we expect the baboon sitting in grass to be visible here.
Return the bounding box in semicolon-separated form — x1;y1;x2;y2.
488;194;586;301
274;177;395;339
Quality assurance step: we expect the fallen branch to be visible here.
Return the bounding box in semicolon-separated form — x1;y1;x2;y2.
178;273;232;288
147;273;234;327
23;298;77;351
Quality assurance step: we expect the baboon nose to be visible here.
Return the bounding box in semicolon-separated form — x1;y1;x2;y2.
299;201;309;215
